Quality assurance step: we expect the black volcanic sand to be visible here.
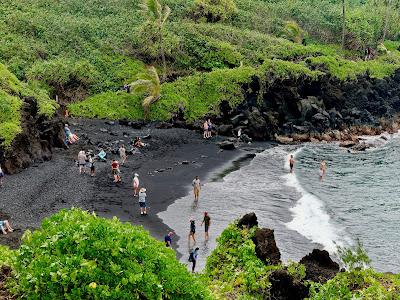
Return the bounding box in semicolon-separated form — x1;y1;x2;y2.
0;118;249;248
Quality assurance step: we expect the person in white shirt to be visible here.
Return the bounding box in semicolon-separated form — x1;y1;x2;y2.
192;176;201;201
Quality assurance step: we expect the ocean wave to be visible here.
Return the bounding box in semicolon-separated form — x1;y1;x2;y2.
283;148;343;253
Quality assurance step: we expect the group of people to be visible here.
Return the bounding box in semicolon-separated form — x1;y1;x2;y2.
203;119;213;139
77;150;96;176
289;155;327;179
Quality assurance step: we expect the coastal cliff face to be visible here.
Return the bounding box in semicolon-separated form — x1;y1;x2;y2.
215;69;400;142
0;98;64;174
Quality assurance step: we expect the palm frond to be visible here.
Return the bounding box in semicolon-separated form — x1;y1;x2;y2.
161;5;171;25
129;79;153;93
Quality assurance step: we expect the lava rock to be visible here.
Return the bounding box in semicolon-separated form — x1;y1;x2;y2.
253;228;281;265
269;269;309;300
217;124;233;136
237;212;258;229
218;141;236;150
299;249;340;283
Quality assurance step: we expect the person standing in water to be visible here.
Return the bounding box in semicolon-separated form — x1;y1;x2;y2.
188;219;196;244
133;173;140;197
192;176;201;201
119;144;127;165
319;160;327;180
201;212;211;240
289;155;295;173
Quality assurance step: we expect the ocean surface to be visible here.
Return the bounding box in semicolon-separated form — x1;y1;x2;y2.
158;133;400;273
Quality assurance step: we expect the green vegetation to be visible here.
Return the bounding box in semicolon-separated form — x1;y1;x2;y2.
0;211;399;299
2;208;212;299
1;0;400;143
0;63;57;146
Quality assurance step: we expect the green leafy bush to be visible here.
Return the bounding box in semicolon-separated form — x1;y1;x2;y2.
205;223;280;299
191;0;237;23
10;208;213;299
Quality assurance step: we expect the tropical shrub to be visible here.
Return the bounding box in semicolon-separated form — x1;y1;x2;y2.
281;21;305;44
191;0;237;23
9;208;213;299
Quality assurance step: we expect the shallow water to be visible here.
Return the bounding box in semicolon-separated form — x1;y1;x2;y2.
159;134;400;273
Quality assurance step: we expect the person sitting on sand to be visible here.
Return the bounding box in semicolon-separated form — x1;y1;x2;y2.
188;219;196;244
0;220;13;235
192;176;201;201
203;120;208;139
97;148;107;161
138;188;147;215
289;155;295;173
0;165;4;187
133;173;139;197
111;159;121;183
134;137;145;148
77;150;87;174
119;144;127;165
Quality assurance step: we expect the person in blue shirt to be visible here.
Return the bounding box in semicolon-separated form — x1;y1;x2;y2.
189;247;199;273
164;232;173;247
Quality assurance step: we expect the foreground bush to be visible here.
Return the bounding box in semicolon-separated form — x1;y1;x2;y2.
10;208;212;299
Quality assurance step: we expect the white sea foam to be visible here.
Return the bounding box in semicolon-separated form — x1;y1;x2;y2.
283;148;342;253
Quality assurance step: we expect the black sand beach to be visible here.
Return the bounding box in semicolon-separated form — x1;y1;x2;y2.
0;118;242;248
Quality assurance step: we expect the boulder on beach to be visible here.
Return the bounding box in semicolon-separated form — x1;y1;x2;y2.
217;124;233;136
237;212;258;228
218;140;236;150
269;269;309;300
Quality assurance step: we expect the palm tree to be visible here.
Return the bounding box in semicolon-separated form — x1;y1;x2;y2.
139;0;171;81
382;0;392;42
129;66;161;119
341;0;346;50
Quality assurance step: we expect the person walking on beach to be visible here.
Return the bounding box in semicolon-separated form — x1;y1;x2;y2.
138;187;147;215
289;155;295;173
192;176;201;201
111;159;121;183
77;150;87;174
319;160;327;180
119;144;127;165
188;247;199;273
201;212;211;240
0;165;4;188
165;232;173;247
189;219;196;244
88;155;95;177
203;120;209;139
133;173;140;197
207;119;213;138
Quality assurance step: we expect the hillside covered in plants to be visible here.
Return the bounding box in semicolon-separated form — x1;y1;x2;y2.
1;0;400;147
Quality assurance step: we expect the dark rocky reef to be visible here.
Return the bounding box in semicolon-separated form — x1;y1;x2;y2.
0;97;64;174
238;213;340;300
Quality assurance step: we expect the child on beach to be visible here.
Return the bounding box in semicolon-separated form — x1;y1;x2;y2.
138;188;147;215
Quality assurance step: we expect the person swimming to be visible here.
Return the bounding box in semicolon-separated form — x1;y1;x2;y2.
319;160;327;180
289;155;295;173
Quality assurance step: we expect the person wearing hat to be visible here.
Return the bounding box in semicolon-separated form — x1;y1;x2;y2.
138;187;147;215
133;173;140;197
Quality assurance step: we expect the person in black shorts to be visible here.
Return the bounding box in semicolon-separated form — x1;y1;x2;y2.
201;212;211;240
188;219;196;244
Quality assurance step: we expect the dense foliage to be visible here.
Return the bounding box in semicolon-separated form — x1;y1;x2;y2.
0;63;57;146
4;208;212;299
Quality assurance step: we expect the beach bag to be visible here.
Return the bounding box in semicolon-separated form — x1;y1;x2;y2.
188;251;194;262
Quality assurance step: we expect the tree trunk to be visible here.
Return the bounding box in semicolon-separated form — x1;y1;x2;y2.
342;0;346;50
382;0;392;42
159;27;167;82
